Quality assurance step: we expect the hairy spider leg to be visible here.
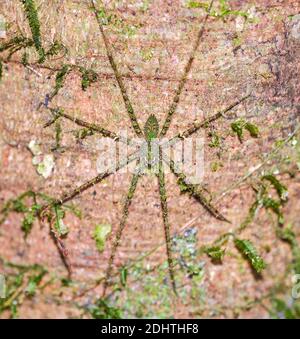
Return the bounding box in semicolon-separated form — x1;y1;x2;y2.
91;0;144;138
102;168;142;296
157;147;177;294
159;0;215;138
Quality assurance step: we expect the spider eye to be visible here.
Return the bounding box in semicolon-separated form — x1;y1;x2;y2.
144;114;159;140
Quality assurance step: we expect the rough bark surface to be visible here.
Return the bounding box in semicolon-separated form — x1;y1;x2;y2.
0;0;300;318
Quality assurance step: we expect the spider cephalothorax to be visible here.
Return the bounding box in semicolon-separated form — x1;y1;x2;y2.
37;0;250;295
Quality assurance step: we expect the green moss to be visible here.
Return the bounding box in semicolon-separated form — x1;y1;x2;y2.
231;118;259;142
21;50;29;65
0;258;48;318
79;67;98;91
0;36;34;61
233;36;243;47
45;41;67;59
95;6;140;37
119;266;128;287
187;0;249;19
234;238;266;273
53;205;69;236
86;298;122;319
269;298;300;319
51;120;63;152
21;204;40;237
208;131;221;148
140;48;154;62
93;224;112;253
140;0;151;12
277;225;300;274
25;269;47;296
210;161;223;172
53;65;71;96
20;0;45;62
239;175;288;231
1;190;80;238
262;197;284;225
186;1;209;9
262;174;288;202
204;246;225;261
239;200;261;231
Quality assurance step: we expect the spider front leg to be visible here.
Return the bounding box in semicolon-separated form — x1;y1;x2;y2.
159;0;214;138
165;94;251;147
91;0;144;138
102;168;141;297
44;106;137;146
40;151;139;213
157;148;177;294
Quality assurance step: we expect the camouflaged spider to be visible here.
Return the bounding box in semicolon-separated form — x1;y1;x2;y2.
40;0;250;295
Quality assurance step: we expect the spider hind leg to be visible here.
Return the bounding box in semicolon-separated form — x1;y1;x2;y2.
102;171;141;297
157;149;177;295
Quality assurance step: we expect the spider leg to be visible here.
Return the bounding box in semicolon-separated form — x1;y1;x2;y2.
159;1;215;137
157;148;177;294
39;152;139;276
163;152;230;223
90;0;144;138
163;94;251;148
158;95;251;221
40;151;139;213
102;169;141;296
44;106;137;146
